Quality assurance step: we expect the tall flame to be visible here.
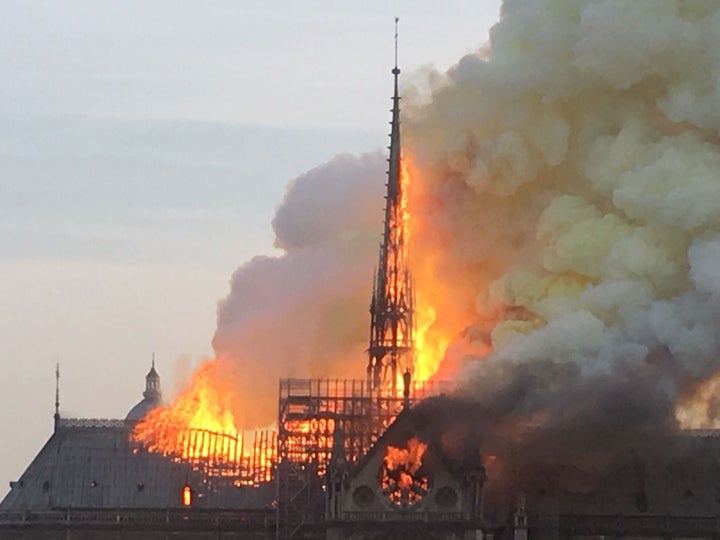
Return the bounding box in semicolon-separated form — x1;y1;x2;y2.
132;359;237;459
402;157;474;382
132;359;277;482
381;436;429;505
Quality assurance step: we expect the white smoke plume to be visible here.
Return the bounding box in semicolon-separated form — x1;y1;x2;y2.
398;0;720;504
212;153;385;427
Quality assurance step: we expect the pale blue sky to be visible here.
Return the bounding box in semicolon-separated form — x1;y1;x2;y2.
0;1;502;492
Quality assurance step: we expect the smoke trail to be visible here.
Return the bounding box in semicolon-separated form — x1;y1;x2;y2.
211;153;385;427
400;0;720;505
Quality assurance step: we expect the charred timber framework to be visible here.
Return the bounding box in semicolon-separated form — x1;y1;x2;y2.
131;424;276;487
368;20;415;393
174;428;276;486
276;378;451;539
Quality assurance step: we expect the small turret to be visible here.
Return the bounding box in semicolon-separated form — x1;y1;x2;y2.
143;356;161;401
125;355;163;422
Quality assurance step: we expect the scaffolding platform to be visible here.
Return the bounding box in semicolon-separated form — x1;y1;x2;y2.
276;378;452;538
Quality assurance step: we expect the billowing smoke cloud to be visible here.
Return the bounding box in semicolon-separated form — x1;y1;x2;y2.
205;0;720;507
212;153;385;427
399;0;720;505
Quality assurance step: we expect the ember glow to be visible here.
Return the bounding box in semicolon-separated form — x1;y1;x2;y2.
282;417;336;473
182;485;192;507
676;372;720;429
381;436;429;506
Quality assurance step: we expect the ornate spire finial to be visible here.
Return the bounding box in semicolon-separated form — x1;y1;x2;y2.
152;352;155;369
394;17;399;73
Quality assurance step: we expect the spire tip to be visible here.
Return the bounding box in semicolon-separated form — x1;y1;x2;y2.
394;17;400;72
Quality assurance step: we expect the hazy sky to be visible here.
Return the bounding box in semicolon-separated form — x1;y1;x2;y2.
0;1;501;493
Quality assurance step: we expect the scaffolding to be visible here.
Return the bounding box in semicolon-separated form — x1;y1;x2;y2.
276;378;452;539
180;428;277;485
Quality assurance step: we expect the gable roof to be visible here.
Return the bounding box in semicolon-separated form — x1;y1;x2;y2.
346;406;483;484
347;408;414;479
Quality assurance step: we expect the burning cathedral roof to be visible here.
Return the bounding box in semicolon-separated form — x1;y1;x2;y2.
1;420;196;509
0;366;274;512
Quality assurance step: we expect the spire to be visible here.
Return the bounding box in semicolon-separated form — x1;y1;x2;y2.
388;16;401;203
54;361;60;431
367;18;415;392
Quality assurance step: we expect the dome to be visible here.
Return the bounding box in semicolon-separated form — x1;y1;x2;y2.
125;397;161;422
125;360;163;422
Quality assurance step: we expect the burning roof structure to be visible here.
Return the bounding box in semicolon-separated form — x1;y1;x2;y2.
0;366;277;535
0;417;272;511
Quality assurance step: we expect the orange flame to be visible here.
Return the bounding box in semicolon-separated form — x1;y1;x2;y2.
381;437;429;505
132;359;237;459
401;158;454;381
132;359;277;483
282;417;336;476
403;154;496;382
384;437;427;476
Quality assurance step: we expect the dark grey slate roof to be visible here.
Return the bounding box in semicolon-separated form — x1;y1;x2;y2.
0;419;274;511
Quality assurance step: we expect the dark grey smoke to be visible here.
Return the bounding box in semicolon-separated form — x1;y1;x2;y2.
407;352;713;510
